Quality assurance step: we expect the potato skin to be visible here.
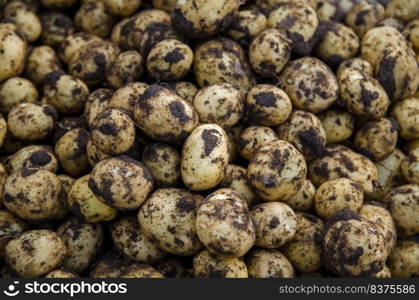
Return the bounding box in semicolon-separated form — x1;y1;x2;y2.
4;1;42;42
5;229;67;278
247;140;307;201
193;249;248;278
392;98;419;140
246;249;294;278
45;269;78;278
120;264;164;278
0;77;38;113
387;239;419;278
107;51;144;89
181;124;229;191
7;145;58;174
319;109;355;144
0;24;27;82
219;164;256;207
0;210;28;258
57;217;103;274
239;125;278;161
401;148;419;184
138;188;203;256
25;45;62;86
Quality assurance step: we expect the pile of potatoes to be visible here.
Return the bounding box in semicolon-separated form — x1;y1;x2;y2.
0;0;418;278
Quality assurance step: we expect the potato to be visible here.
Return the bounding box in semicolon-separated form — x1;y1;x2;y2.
119;263;164;278
89;156;153;211
401;148;419;184
246;249;294;278
89;251;132;278
0;163;6;207
0;115;6;148
39;11;74;47
84;89;113;128
319;109;355;144
57;217;103;273
0;77;38;113
239;126;278;161
74;1;116;38
0;24;27;82
4;1;42;42
45;269;78;278
193;249;248;278
25;46;62;86
283;179;316;212
181;124;229;190
196;188;255;257
58;32;102;64
138;188;203;255
0;210;28;258
5;229;66;277
226;10;267;47
40;0;78;9
111;216;166;263
392;98;419;140
102;0;142;17
345;1;385;37
247;140;307;201
107;51;144;89
7;145;58;173
386;0;419;22
388;238;419;278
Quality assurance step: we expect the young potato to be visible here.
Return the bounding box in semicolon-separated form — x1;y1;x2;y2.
152;0;176;12
246;249;294;278
181;124;229;191
278;57;338;113
53;117;87;143
102;0;142;17
138;188;203;256
7;145;58;174
251;202;297;248
315;21;359;67
109;82;148;118
84;89;113;128
319;109;355;144
58;32;102;64
246;84;292;127
155;258;190;278
337;58;374;79
85;138;111;167
45;269;78;278
283;179;316;212
196;189;255;257
247;140;307;201
89;156;154;211
226;10;267;47
338;68;390;119
401;148;419;184
138;22;180;57
55;128;90;177
0;210;28;258
67;175;117;223
74;1;116;38
239;126;278;160
193;249;248;278
3;168;63;222
4;229;67;278
249;28;291;77
276;110;327;160
322;210;387;277
219;164;257;207
345;1;385;37
4;1;42;42
134;85;199;144
25;45;62;86
405;19;419;51
111;216;166;264
89;251;132;278
308;145;378;195
387;238;419;278
391;98;419;140
120;264;164;278
0;24;27;82
107;51;144;89
91;109;136;155
282;213;324;273
147;39;193;81
268;1;319;55
164;81;198;104
194;38;256;91
57;217;103;274
0;77;38;113
314;178;364;219
193;84;244;128
172;0;240;38
359;204;397;256
7;102;57;142
141;143;181;187
39;11;74;48
385;184;419;236
386;0;419;22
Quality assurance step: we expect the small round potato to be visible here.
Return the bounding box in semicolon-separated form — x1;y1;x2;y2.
120;264;165;278
322;210;387;277
7;145;58;173
249;28;291;77
392;98;419;140
43;71;90;115
109;82;148;118
138;188;203;256
134;85;199;144
91;109;136;155
226;10;267;47
283;179;316;212
172;0;239;38
314;178;364;219
246;84;292;126
4;1;42;42
3;168;63;222
337;58;374;79
385;184;419;236
57;217;103;274
147;39;193;81
89;156;154;211
55;128;90;177
405;19;419;51
74;1;116;38
0;77;38;113
84;89;113;128
239;126;278;161
141;143;181;187
386;0;419;22
193;249;248;278
247;140;307;201
107;51;144;89
387;238;419;278
89;251;132;278
25;45;62;86
40;0;78;9
53;117;87;143
278;57;338;113
0;210;28;258
67;175;117;223
58;32;102;64
111;216;166;263
345;1;385;37
193;84;244;128
181;124;229;191
5;229;67;278
102;0;142;17
196;189;255;257
164;81;198;104
7;102;57;142
0;24;27;82
246;249;294;278
401;148;419;184
282;213;324;273
39;11;74;47
319;109;355;144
